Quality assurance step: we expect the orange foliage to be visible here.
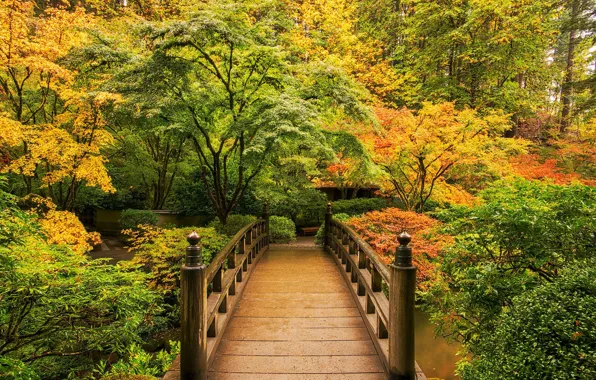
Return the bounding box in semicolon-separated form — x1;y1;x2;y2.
512;143;596;186
357;103;514;210
347;208;450;288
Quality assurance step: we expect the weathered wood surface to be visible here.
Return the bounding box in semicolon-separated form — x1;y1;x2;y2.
166;246;387;379
209;246;386;379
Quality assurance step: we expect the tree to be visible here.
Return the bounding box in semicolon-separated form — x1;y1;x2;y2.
557;0;595;133
285;0;401;101
118;1;363;223
107;117;189;210
0;0;115;210
359;103;516;212
317;129;377;200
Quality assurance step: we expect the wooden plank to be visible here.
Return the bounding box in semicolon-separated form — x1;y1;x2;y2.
210;355;385;374
241;292;354;302
233;306;361;318
223;327;371;341
236;297;355;309
215;340;378;356
228;316;366;329
208;374;386;380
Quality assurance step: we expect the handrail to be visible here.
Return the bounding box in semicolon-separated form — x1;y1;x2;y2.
178;204;270;379
205;219;262;284
324;203;426;380
332;219;390;283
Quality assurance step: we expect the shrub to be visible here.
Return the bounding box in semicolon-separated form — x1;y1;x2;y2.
332;198;388;216
98;341;180;378
269;216;296;243
15;194;100;254
0;191;162;379
208;214;257;237
459;262;596;379
348;208;446;287
314;213;351;247
123;226;228;298
119;209;158;230
426;179;596;351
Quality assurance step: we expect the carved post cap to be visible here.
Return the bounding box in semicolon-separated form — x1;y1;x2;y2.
186;231;203;266
263;201;269;216
326;202;332;214
397;231;411;246
395;231;413;267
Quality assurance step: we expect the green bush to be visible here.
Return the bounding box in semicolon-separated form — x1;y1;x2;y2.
424;179;596;377
97;341;180;378
119;209;159;230
314;213;351;246
0;190;162;379
123;226;228;301
208;214;257;237
459;262;596;379
332;198;388;216
269;216;296;243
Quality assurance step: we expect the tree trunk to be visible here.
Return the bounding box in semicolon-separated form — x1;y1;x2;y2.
560;0;579;134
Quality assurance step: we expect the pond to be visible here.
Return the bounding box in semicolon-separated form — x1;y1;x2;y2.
415;310;460;379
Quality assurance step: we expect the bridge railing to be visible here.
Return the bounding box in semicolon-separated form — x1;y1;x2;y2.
324;203;427;380
178;205;270;379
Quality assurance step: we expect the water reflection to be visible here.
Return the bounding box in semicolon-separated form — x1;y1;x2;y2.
415;310;460;379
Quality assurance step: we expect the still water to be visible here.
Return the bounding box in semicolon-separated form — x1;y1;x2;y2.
415;310;460;380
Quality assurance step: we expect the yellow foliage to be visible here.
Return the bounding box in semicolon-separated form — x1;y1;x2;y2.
0;1;115;206
358;103;525;210
19;194;101;254
40;210;101;254
285;0;401;99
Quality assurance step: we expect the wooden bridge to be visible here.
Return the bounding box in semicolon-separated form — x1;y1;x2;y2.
164;204;426;380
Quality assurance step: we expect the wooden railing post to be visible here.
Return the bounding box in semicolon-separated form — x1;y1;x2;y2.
263;202;270;245
180;232;208;380
388;232;416;380
324;202;332;248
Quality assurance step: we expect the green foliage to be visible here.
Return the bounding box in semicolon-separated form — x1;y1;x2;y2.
124;226;228;300
459;262;596;379
314;213;351;247
97;341;180;378
173;171;263;218
208;215;258;237
332;198;388;216
0;357;40;380
267;188;327;227
0;190;162;379
269;216;297;243
119;209;159;230
425;179;596;367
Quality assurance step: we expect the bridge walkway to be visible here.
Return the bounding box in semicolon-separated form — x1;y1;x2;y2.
207;245;386;379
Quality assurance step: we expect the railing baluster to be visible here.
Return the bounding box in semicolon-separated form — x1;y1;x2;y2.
207;317;216;338
229;277;236;295
228;244;236;269
366;294;375;314
378;315;388;339
218;293;227;313
358;246;366;269
371;266;382;292
213;267;223;293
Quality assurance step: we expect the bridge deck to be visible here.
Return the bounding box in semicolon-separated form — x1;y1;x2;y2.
208;245;386;379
